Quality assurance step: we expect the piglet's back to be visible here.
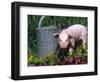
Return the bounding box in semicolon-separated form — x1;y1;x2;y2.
67;24;86;31
67;24;87;40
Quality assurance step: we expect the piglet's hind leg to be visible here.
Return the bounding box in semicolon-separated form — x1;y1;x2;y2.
81;31;87;49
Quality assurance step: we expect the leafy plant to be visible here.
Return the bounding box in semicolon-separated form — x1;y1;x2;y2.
43;53;59;65
28;53;45;66
28;52;59;66
67;44;88;58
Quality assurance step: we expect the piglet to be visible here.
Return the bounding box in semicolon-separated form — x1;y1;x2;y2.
53;24;87;53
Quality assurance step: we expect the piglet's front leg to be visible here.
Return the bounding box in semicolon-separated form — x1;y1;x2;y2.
68;38;75;55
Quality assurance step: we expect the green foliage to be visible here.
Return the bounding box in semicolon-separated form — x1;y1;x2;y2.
28;49;88;66
43;53;59;65
68;44;88;58
28;45;88;66
28;53;45;66
28;15;41;54
28;53;59;66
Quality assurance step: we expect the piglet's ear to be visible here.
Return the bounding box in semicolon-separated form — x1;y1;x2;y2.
53;33;59;38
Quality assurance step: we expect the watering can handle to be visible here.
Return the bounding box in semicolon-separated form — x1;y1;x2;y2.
38;16;46;28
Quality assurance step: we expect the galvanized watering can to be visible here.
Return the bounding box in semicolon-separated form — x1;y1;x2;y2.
36;16;57;57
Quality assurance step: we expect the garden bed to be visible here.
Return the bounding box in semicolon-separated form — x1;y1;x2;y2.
28;45;88;66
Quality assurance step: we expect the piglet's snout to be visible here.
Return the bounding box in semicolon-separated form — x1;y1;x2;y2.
59;42;67;49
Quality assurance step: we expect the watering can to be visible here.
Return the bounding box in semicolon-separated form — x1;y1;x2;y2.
36;16;58;57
